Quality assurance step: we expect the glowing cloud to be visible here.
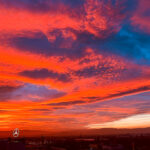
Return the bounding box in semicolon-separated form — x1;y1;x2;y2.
0;0;150;132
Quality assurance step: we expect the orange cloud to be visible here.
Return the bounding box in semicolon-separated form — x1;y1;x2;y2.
0;0;150;133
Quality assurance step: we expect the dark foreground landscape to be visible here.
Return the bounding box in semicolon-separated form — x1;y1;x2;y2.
0;134;150;150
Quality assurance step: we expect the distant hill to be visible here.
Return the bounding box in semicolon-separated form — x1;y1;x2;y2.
1;127;150;138
56;127;150;136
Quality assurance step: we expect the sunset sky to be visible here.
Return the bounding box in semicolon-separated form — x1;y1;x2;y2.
0;0;150;133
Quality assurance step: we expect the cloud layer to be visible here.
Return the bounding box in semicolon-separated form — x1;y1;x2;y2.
0;0;150;132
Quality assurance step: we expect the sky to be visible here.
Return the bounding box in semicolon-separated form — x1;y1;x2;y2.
0;0;150;133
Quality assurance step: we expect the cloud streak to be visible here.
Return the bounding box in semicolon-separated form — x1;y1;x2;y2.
19;68;71;82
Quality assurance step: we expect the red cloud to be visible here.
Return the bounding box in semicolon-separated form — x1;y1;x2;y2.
0;0;125;38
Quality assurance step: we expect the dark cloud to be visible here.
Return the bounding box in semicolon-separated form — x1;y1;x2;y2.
97;111;131;120
47;100;85;106
11;83;66;102
57;117;77;123
82;86;150;103
0;85;21;101
0;0;135;59
29;118;53;122
5;25;150;67
0;0;135;14
106;86;150;99
10;32;52;55
19;68;71;82
0;85;20;93
53;107;94;115
0;83;66;102
0;0;59;13
52;107;66;110
6;30;87;59
74;66;112;78
46;86;150;107
82;96;101;101
0;0;84;14
73;63;141;81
